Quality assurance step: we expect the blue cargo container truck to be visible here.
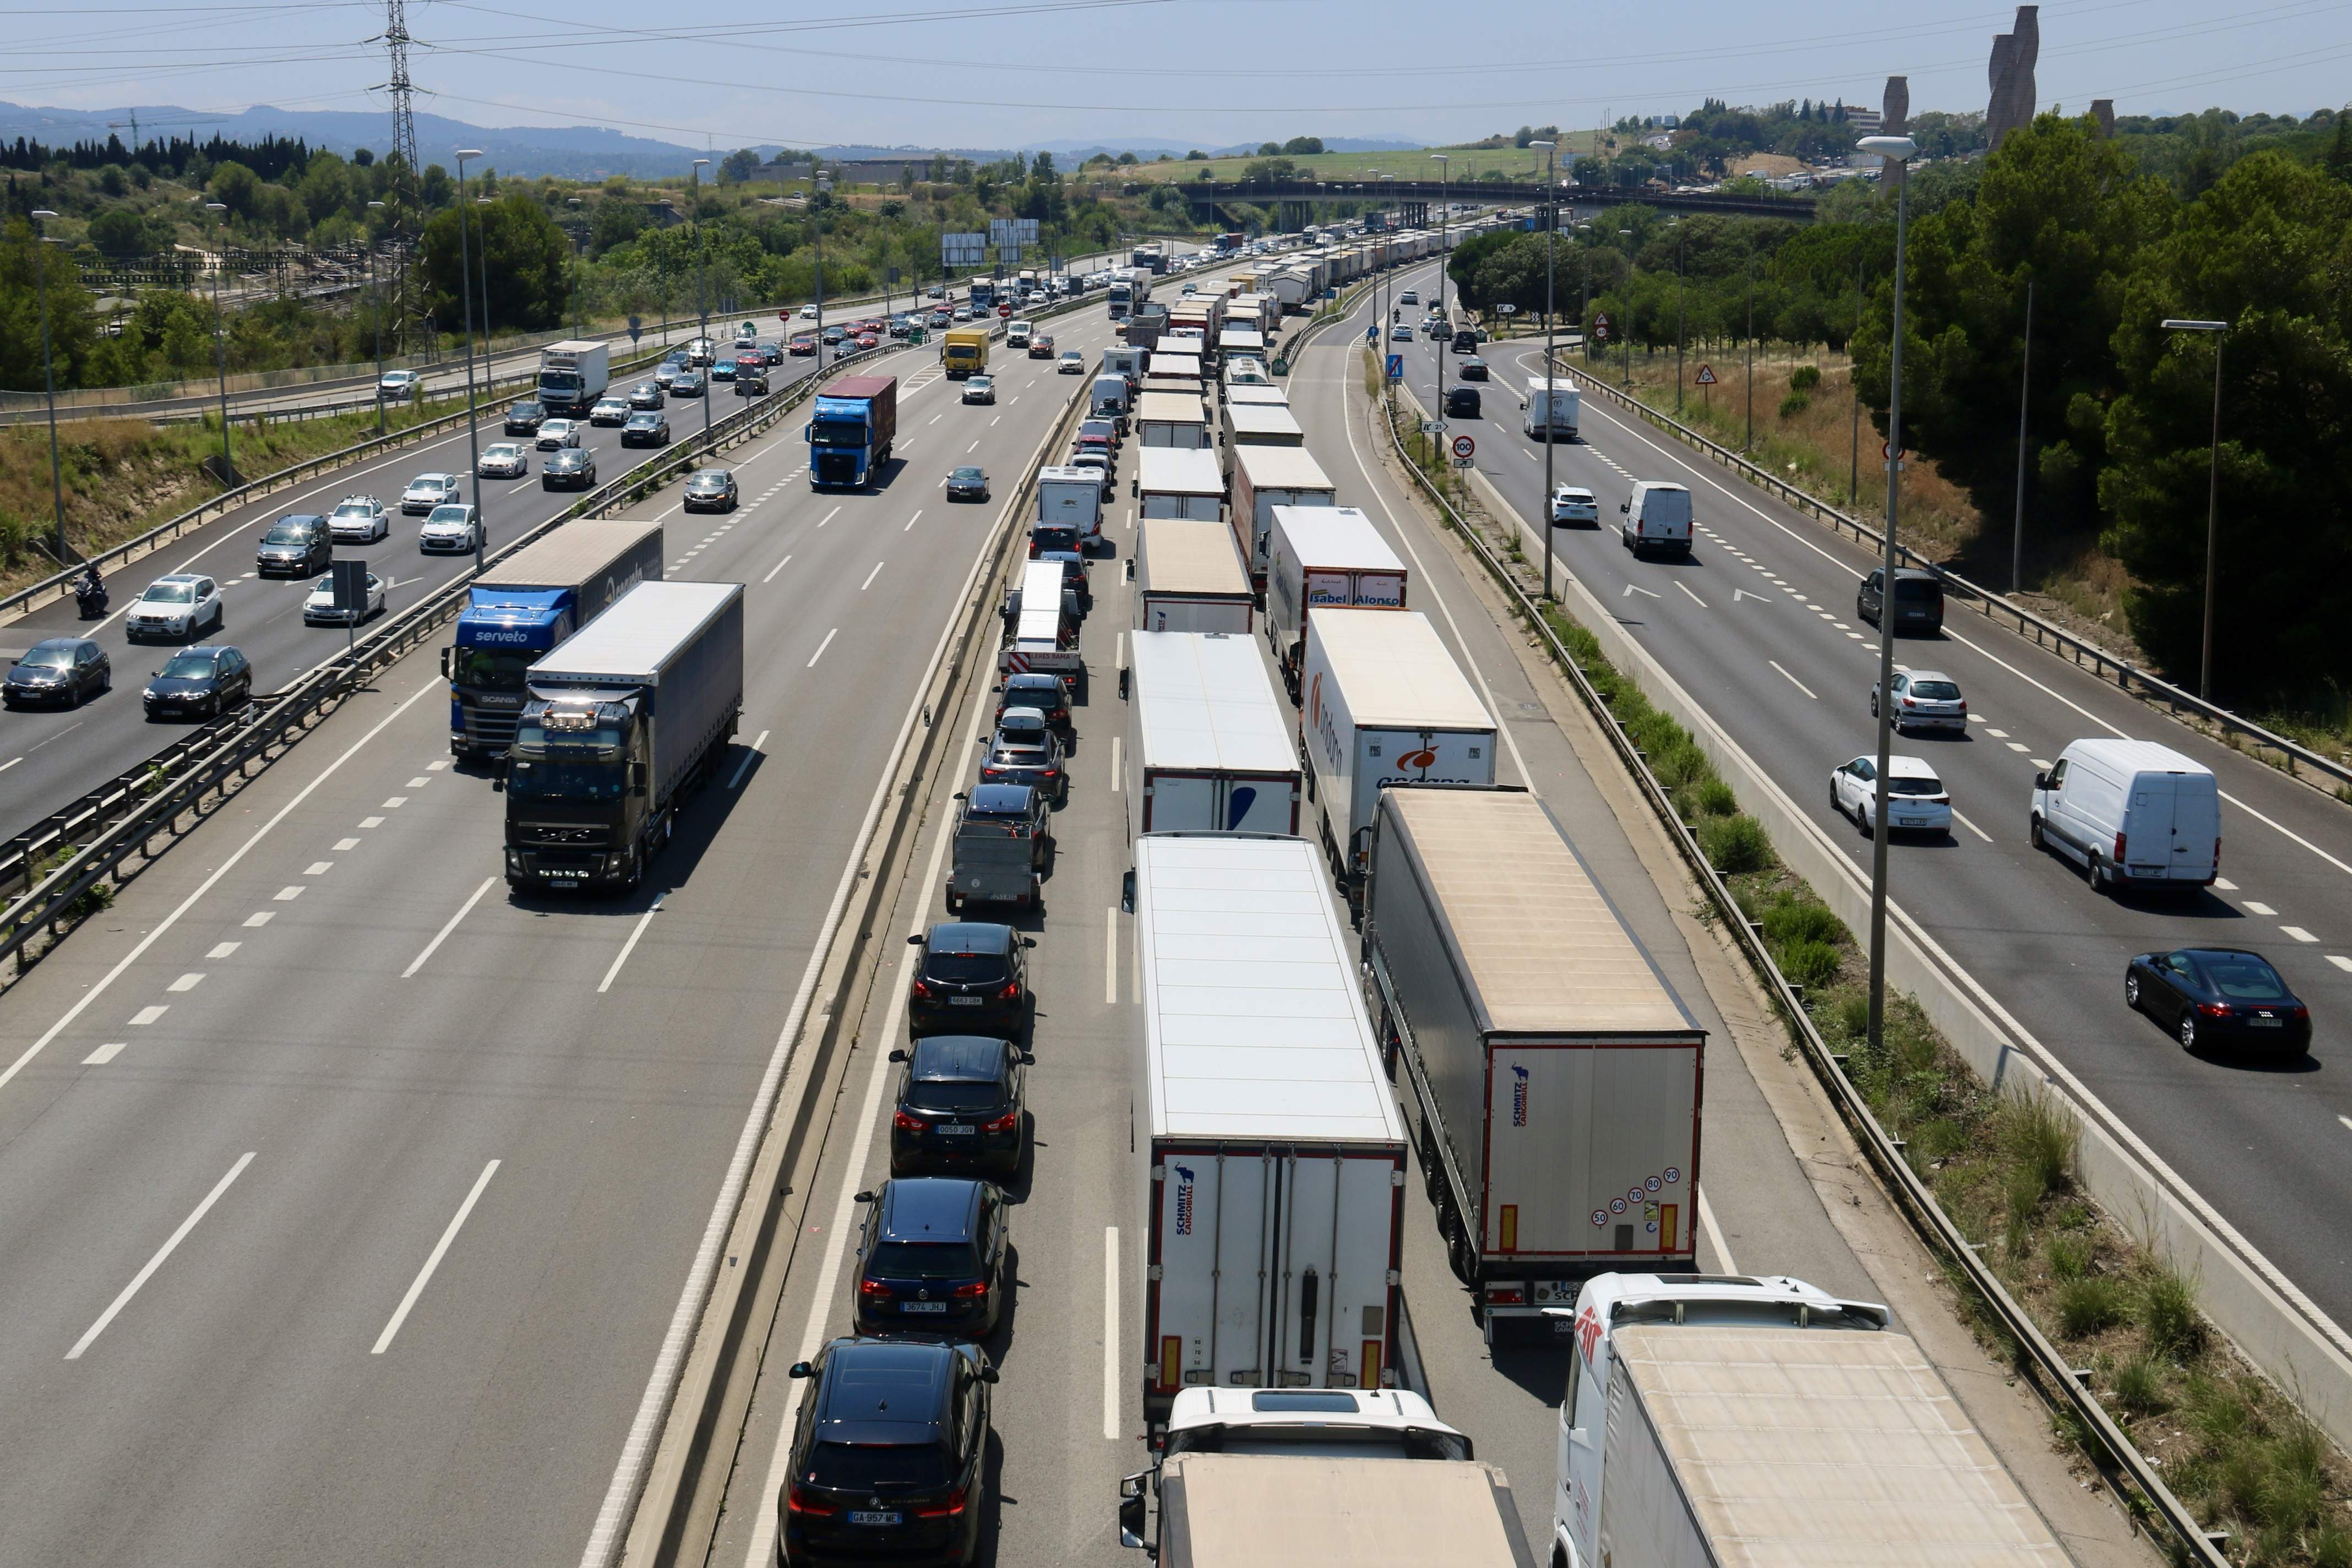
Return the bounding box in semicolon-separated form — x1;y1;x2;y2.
806;374;899;489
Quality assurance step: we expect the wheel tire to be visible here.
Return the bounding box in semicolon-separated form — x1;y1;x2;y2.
2030;814;2046;850
2126;973;2142;1011
2179;1011;2198;1052
2090;855;2111;894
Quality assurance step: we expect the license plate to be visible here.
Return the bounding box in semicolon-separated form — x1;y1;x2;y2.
901;1301;948;1314
949;996;982;1006
2251;1017;2283;1027
937;1124;977;1136
848;1511;902;1526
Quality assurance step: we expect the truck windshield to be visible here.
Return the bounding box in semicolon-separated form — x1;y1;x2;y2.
450;647;539;692
507;756;625;802
809;418;868;447
542;372;584;392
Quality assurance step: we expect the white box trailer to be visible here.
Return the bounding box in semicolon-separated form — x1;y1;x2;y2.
1125;632;1302;840
1229;445;1336;590
1147;349;1204;383
1299;609;1496;895
1266;506;1407;691
1136;516;1254;634
1133;832;1408;1424
1224;384;1288;410
1222;402;1304;450
1363;788;1703;1335
1137;447;1226;522
1140;391;1212;449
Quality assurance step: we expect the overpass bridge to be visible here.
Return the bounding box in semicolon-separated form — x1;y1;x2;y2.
1175;176;1814;230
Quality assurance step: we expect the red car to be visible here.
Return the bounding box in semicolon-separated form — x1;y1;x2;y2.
855;331;881;350
787;333;818;356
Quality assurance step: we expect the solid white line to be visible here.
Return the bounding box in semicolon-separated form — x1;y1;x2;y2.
762;552;793;584
0;757;18;774
902;508;922;532
83;1041;127;1065
1103;1226;1123;1440
861;560;885;591
1950;808;1994;843
372;1159;500;1354
728;729;770;790
597;895;664;994
1768;661;1817;700
1109;734;1122;792
1105;905;1120;1005
817;505;841;529
404;877;497;978
1697;1188;1735;1273
1675;581;1708;608
806;627;839;667
67;1151;255;1359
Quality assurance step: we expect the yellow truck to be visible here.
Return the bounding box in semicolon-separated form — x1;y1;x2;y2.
942;326;990;378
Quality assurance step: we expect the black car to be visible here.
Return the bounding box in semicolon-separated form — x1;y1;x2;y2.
980;711;1069;805
907;922;1033;1038
1451;328;1479;354
542;447;598;489
889;1035;1029;1179
1858;567;1945;634
255;513;333;576
779;1337;994;1568
1027;520;1081;559
852;1177;1010;1338
994;672;1069;729
946;466;990;503
622;410;671;447
1444;385;1482;418
2127;948;2312;1054
504;399;547;436
1458;356;1489;382
141;644;252;720
683;468;738;511
4;637;109;707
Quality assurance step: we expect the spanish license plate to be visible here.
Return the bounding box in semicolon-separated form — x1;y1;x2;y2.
949;996;982;1006
937;1124;976;1136
2251;1017;2283;1027
901;1301;948;1314
848;1511;902;1526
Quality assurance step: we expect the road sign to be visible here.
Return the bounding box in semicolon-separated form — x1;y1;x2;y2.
1420;418;1446;434
998;303;1012;318
886;266;901;284
1385;353;1404;380
1496;303;1518;315
1593;312;1610;328
627;314;643;345
1883;441;1905;461
1451;434;1476;460
1694;364;1717;385
941;231;987;268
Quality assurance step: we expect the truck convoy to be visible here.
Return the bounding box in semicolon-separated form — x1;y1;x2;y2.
443;520;665;759
807;374;898;489
1364;787;1705;1335
942;325;990;378
500;580;744;893
1547;1272;2069;1568
536;340;611;419
1124;631;1302;840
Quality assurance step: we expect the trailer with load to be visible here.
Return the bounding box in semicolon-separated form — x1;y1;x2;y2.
1229;445;1335;590
1265;506;1406;696
806;374;897;489
1125;631;1300;840
1135;516;1254;634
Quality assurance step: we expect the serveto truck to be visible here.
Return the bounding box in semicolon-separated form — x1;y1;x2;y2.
1548;1272;2070;1568
1133;832;1407;1425
1363;787;1703;1335
443;519;665;759
1125;631;1301;841
1265;505;1406;695
1228;445;1336;590
1299;608;1495;894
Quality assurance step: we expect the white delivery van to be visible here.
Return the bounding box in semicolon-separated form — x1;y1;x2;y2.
1135;516;1254;634
2030;738;2221;894
1136;447;1226;522
1229;445;1336;590
1618;481;1692;558
1035;464;1107;553
1125;632;1302;841
1522;376;1579;441
1139;391;1212;450
1092;374;1133;431
1265;506;1407;694
1005;319;1033;348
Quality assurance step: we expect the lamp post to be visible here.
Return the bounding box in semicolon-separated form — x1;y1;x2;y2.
1431;154;1449;427
204;200;233;485
566;195;584;337
1745;237;1756;450
1528;141;1559;601
692;158;713;441
2162;318;2229;699
29;209;68;564
2012;280;2034;595
1855;132;1917;1055
453;149;487;576
1670;218;1685;415
1577;222;1592;364
808;166;825;383
366;199;386;436
1617;228;1633;388
473;194;496;368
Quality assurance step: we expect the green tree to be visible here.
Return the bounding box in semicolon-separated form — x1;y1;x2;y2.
718;148;762;184
590;197;649;258
298;150;354;224
0;217;103;390
420;192;571;334
206;160;261;219
1281;137;1324;156
1256;143;1280;157
1241;157;1297;184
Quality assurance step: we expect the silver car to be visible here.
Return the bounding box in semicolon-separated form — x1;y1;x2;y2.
401;473;462;514
126;573;224;641
418;503;482;553
328;495;389;542
477;442;529;478
535;418;582;451
1871;669;1968;734
589;396;630;426
379;368;421;400
303;570;385;625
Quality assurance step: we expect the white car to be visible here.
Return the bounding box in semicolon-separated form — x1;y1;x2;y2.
418;503;482;554
1548;485;1599;526
303;570;385;625
400;473;462;515
126;573;224;641
379;369;421;400
962;375;995;406
328;495;389;542
535;418;581;451
1059;351;1086;374
477;442;528;478
799;303;820;321
1830;753;1951;837
1870;669;1968;733
588;396;630;427
1399;289;1419;306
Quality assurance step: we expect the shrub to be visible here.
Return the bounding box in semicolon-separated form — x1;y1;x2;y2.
1830;993;1870;1042
2138;1265;2203;1359
1760;898;1843;948
1996;1092;2076;1206
1654;740;1709;790
1778;391;1811;420
1693;777;1738;817
2048;1232;2092;1282
2114;1355;2168;1416
1697;813;1773;875
2055;1276;2124;1337
1787;363;1821;393
1776;938;1841;990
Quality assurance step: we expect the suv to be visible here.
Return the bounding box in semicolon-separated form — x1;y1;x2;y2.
981;710;1069;804
1443;385;1481;418
1858;567;1945;634
256;513;332;575
888;1035;1029;1179
906;922;1033;1038
851;1178;1011;1337
503;400;547;435
401;473;462;515
995;671;1070;729
778;1338;994;1568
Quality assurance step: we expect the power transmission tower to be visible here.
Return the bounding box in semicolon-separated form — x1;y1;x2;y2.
377;0;427;355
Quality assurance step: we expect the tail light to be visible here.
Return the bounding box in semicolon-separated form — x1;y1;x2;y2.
1957;699;1967;713
859;1277;894;1300
951;1280;990;1299
2198;1002;2233;1019
1900;695;1916;707
998;982;1022;1000
894;1110;927;1132
1038;767;1059;778
914;1487;968;1520
787;1485;837;1516
910;979;932;1000
2114;831;2128;864
2292;1005;2311;1021
981;1108;1019;1134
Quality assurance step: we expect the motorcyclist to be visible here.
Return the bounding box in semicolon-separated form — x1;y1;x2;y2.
74;564;105;609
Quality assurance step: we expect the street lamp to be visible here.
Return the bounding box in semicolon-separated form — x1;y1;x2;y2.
28;209;67;565
1528;141;1559;601
691;159;714;440
1576;222;1593;364
566;195;584;336
367;199;386;436
454;149;487;575
2162;318;2229;699
1617;228;1634;388
1669;219;1685;416
1856;131;1917;1055
204;200;233;484
1431;155;1450;429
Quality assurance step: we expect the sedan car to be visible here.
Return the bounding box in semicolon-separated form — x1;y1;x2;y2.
625;381;666;411
671;371;706;399
980;709;1069;804
302;570;385;625
1549;484;1599;526
126;573;224;640
534;418;582;451
477;442;529;478
951;306;974;323
682;468;738;511
889;1035;1028;1179
854;331;880;351
995;671;1070;729
777;1338;994;1568
708;358;738;384
906;921;1033;1039
379;369;421;401
4;638;109;707
1830;753;1951;837
328;495;389;543
621;410;672;447
401;473;463;515
418;503;482;553
798;302;820;320
1059;350;1086;374
1400;288;1419;306
945;465;990;503
821;325;848;346
504;400;548;435
542;447;597;489
142;644;251;720
1389;323;1414;342
589;395;630;427
1458;355;1489;381
960;375;995;406
256;513;332;575
2126;948;2311;1054
788;333;819;356
851;1177;1009;1338
1871;669;1968;733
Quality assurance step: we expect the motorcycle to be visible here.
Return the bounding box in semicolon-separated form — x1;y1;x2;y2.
73;576;108;619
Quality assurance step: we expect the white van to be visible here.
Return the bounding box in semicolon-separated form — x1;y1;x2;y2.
2030;738;2220;894
1620;481;1692;558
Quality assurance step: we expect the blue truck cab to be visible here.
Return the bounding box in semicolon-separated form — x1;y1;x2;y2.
806;374;899;491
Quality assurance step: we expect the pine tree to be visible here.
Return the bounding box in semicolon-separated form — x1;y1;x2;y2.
2326;112;2352;183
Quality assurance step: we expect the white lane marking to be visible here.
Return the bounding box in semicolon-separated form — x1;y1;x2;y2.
818;505;841;529
806;628;838;668
929;412;944;424
2341;1115;2352;1131
1110;734;1122;792
404;877;497;979
1950;808;1994;842
1105;905;1120;1005
903;508;923;532
2006;742;2029;753
1988;728;2010;737
361;815;385;828
2330;955;2352;973
383;796;408;808
1832;620;1852;630
2218;788;2352;879
407;776;431;788
1732;589;1767;603
83;1041;127;1066
2244;901;2277;916
597;895;665;994
762;552;793;585
334;837;361;851
967;439;980;453
206;942;240;960
167;973;204;993
1103;1226;1123;1441
1697;1188;1735;1274
861;560;886;591
0;757;18;774
242;912;274;928
1675;581;1707;608
2215;877;2238;891
372;1158;501;1354
1621;582;1661;599
273;886;304;901
1968;713;1988;723
2282;926;2318;944
1768;661;1817;700
428;759;451;771
728;730;771;791
305;861;334;876
66;1151;255;1359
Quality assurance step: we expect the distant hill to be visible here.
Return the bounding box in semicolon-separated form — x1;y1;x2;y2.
1211;138;1422;155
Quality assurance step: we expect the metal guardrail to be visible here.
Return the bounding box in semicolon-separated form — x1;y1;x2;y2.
1370;378;2227;1568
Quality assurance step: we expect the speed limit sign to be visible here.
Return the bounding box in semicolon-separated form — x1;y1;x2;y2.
1451;434;1476;460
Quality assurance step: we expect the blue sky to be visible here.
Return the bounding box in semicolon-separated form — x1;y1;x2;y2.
6;0;2348;153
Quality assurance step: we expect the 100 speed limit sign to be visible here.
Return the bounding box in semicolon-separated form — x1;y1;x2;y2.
1451;434;1476;460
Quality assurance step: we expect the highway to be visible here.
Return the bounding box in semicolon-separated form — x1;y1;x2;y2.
1375;258;2352;1343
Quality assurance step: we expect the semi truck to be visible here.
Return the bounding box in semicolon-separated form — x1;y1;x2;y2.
807;374;897;488
1139;391;1212;450
1299;609;1496;897
500;580;744;893
1522;377;1580;442
1547;1273;2070;1568
442;520;665;759
536;339;611;418
1108;270;1148;322
1132;832;1407;1427
1135;448;1225;523
1265;507;1406;696
1229;446;1335;590
1125;631;1300;841
941;326;990;378
1135;516;1254;634
1364;787;1705;1336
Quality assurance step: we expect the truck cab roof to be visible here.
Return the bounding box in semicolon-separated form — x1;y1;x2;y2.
1163;1387;1472;1461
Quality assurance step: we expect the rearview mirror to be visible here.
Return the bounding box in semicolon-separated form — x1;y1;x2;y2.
907;933;924;945
1022;937;1036;948
888;1049;909;1063
852;1190;875;1204
980;1365;1000;1384
439;647;452;679
2034;771;2050;791
788;1360;815;1379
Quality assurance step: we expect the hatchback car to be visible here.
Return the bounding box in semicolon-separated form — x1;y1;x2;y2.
256;513;333;575
778;1337;994;1568
1400;289;1419;306
1871;669;1967;733
798;302;820;320
4;638;108;707
589;395;630;427
1858;566;1945;634
683;469;739;511
533;419;582;451
673;371;706;398
401;473;462;515
652;361;685;389
852;1178;1010;1338
1389;323;1414;342
789;333;819;356
627;381;666;410
822;325;848;346
477;442;529;478
126;573;224;641
1549;485;1599;526
906;922;1033;1039
379;369;421;400
945;466;990;504
142;644;251;720
961;375;995;406
418;503;482;553
981;709;1069;804
1077;416;1120;453
1830;753;1950;837
889;1035;1029;1179
1059;350;1086;374
622;410;671;447
709;358;738;384
327;496;389;543
303;570;384;625
2126;948;2311;1054
503;400;547;435
542;447;598;490
995;672;1070;729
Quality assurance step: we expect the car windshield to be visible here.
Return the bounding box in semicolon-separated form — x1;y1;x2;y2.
20;646;73;668
689;473;728;490
487;445;518;459
409;478;445;493
2199;955;2289;1000
265;520;315;543
952;467;983;482
628;414;657;426
1887;776;1944;797
869;1240;980;1279
905;1080;1005;1112
1910;680;1962;700
968;378;992;391
429;505;472;524
805;1442;950;1493
161;653;216;679
925;954;1009;984
334;503;373;516
143;582;195;603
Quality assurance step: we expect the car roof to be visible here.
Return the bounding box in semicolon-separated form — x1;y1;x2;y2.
1004;671;1060;688
151;572;204;585
965;783;1037;814
925;921;1012;955
998;707;1050;728
26;636;88;653
909;1035;1012;1082
278;513;326;524
1886;754;1942;779
880;1176;985;1242
1890;565;1939;581
951;465;984;477
2176;947;2273;963
814;1337;956;1434
1899;669;1956;683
